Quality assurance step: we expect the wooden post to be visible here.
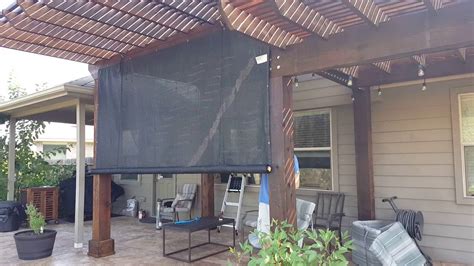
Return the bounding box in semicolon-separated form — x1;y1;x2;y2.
352;87;376;220
88;174;115;257
74;101;86;248
88;78;115;257
268;76;296;225
201;174;215;217
7;117;16;201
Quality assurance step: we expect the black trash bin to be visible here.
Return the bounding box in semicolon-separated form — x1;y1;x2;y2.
0;201;24;232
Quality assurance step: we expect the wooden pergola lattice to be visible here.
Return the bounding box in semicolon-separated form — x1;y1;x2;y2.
1;0;473;259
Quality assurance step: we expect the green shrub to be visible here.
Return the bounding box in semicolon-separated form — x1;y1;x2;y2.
230;219;352;266
25;203;46;234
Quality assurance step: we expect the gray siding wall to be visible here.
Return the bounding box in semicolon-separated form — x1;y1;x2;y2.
304;77;474;264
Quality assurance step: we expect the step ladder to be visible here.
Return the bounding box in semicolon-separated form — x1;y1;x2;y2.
219;174;246;233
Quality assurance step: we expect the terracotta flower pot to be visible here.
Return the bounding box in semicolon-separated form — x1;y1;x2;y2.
14;229;57;260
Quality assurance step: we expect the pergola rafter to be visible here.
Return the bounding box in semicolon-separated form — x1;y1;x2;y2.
0;21;110;60
273;0;342;39
423;0;444;13
341;0;389;27
0;0;467;65
219;0;302;48
158;0;219;25
4;12;129;55
372;60;391;74
413;54;427;66
42;1;164;43
18;1;150;47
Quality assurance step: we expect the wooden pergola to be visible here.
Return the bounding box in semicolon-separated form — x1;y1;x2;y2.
1;0;473;258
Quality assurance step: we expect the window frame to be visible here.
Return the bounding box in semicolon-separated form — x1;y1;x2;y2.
294;108;339;192
42;143;68;160
118;174;142;185
451;86;474;205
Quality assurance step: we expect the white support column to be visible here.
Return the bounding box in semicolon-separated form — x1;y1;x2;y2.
74;101;86;248
7;118;16;201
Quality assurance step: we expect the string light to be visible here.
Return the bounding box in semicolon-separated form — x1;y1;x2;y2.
417;64;425;77
351;94;355;102
294;77;299;87
377;87;382;96
421;79;427;91
347;76;353;86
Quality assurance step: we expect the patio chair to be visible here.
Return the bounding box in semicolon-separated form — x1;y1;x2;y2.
159;184;197;222
313;191;345;241
241;198;316;247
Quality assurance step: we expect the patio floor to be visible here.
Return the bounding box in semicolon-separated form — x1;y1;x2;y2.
0;216;234;265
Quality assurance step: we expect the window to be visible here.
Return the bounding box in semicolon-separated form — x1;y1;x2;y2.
451;87;474;205
459;94;474;197
43;144;67;160
294;110;333;190
120;174;140;183
215;173;261;185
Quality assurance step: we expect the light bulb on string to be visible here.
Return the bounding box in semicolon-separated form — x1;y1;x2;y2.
377;87;382;96
421;79;427;91
351;94;355;102
294;77;299;87
347;76;353;86
418;64;425;77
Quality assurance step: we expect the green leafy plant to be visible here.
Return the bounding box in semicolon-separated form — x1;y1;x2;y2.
230;220;352;266
25;203;46;234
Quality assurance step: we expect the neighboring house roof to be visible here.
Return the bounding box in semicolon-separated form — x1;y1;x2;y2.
0;76;94;125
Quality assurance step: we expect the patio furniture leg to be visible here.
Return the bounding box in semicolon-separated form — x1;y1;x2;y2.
188;231;192;262
163;227;165;256
208;229;211;243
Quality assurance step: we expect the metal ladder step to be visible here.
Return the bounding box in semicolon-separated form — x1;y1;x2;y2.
219;175;246;232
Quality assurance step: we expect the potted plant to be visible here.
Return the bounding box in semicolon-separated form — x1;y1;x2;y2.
14;203;57;260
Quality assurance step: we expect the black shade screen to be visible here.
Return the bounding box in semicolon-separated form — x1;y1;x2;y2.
94;31;270;174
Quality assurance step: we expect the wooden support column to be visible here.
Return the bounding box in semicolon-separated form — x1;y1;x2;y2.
88;174;115;257
74;100;86;249
352;87;375;220
201;173;215;217
7;117;16;201
268;76;296;225
88;78;115;257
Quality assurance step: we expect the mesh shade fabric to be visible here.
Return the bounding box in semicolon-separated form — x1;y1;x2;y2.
94;31;270;174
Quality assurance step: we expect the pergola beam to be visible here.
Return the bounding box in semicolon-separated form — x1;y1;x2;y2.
273;0;343;39
219;0;302;48
271;2;474;76
341;0;389;27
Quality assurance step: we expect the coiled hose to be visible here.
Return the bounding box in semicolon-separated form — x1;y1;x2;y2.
395;209;424;241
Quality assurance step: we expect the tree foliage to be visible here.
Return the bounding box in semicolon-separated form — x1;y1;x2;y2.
0;74;74;200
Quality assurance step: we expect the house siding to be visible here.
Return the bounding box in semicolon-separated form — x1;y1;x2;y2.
318;77;474;264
